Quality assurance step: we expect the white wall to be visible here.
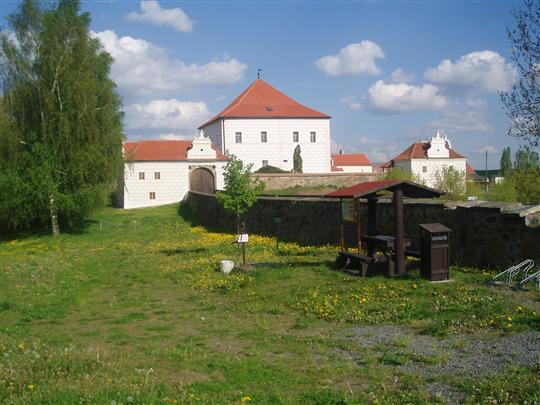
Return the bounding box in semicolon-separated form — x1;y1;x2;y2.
123;160;227;209
202;120;223;152
410;158;467;188
220;118;331;173
336;165;372;173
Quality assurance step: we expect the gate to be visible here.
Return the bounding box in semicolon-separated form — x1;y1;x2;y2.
190;167;215;194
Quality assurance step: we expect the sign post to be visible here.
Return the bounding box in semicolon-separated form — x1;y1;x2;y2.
238;221;249;266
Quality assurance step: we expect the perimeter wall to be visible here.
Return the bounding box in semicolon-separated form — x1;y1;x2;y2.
186;191;540;268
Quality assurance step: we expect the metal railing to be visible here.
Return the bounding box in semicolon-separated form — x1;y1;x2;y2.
488;259;535;287
517;270;540;291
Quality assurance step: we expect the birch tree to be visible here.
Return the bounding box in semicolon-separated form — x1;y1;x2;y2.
0;0;124;234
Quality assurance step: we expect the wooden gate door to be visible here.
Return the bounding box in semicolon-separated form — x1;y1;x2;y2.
190;168;215;194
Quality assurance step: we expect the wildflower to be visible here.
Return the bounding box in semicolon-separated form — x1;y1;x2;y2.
412;283;417;289
28;384;35;391
18;343;24;350
507;317;512;322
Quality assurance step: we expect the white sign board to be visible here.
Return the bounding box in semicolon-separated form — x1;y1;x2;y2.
237;234;249;243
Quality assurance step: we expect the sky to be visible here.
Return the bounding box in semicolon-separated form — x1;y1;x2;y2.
0;0;529;169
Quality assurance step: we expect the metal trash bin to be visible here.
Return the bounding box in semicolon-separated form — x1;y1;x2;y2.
419;223;452;281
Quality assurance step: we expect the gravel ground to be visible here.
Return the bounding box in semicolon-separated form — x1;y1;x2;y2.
340;326;540;403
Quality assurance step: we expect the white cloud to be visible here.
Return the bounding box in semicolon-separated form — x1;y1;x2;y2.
388;68;413;84
369;143;399;162
366;80;447;113
92;30;247;99
476;145;498;154
316;40;385;76
126;0;193;32
341;96;362;110
430;99;491;134
125;99;211;134
425;50;517;92
358;136;383;146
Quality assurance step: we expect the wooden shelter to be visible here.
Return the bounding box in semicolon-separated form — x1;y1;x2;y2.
326;180;443;276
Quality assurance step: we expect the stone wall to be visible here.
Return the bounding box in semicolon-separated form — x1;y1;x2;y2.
253;172;382;190
186;191;540;269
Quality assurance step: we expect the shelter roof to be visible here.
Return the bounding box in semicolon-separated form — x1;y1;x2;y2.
199;79;330;128
325;180;443;199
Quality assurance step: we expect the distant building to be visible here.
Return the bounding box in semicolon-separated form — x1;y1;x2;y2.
121;134;227;209
385;132;472;188
331;153;372;173
198;79;331;173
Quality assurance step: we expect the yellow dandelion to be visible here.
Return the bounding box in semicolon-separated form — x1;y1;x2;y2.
28;384;35;391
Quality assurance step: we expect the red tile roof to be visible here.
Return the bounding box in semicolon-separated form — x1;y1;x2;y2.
391;141;465;161
332;153;371;166
326;180;443;199
199;79;330;128
466;162;477;175
124;140;227;161
331;162;344;172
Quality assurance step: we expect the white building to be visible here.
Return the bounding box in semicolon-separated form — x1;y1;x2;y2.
386;132;473;188
331;153;372;173
198;79;331;173
122;134;227;209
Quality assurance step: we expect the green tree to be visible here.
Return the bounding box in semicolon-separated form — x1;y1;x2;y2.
0;0;124;234
384;167;425;185
217;155;265;233
514;148;540;171
500;0;540;149
433;166;466;200
500;146;513;176
293;145;303;173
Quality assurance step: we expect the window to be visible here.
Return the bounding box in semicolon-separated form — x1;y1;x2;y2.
235;132;242;143
422;166;428;173
149;192;156;200
262;160;268;167
139;172;145;180
261;131;267;143
293;132;299;142
310;131;316;142
154;172;160;180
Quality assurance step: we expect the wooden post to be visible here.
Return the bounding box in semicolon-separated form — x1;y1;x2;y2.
356;198;362;253
367;197;377;256
393;189;405;275
240;221;247;265
339;199;345;252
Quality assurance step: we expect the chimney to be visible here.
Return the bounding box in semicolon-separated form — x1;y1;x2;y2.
339;149;343;155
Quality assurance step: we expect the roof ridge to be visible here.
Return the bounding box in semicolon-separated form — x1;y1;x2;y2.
220;79;259;117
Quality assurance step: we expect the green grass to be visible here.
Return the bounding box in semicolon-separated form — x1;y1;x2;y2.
0;204;538;404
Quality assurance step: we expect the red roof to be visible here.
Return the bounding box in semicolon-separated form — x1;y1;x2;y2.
391;141;465;161
466;162;477;175
332;153;371;166
331;162;344;172
199;79;330;128
124;140;227;161
326;180;443;199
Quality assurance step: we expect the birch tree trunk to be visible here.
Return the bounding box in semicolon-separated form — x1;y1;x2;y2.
49;193;60;236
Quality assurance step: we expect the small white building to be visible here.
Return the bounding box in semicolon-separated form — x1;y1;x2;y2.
198;79;331;173
122;134;227;209
386;132;471;188
331;153;372;173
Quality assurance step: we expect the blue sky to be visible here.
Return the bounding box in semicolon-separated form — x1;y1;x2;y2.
1;0;526;168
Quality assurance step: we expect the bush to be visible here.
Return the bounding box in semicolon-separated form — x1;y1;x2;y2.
433;166;466;200
253;165;288;174
384;168;425;184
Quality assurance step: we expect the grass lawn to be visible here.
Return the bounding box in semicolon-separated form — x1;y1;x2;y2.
1;204;539;404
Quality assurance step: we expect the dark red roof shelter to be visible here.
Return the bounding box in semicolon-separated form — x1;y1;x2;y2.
326;180;443;276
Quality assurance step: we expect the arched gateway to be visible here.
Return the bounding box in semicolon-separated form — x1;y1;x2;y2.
189;167;215;194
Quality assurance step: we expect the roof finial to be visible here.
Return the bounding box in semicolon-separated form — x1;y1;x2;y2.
257;68;261;79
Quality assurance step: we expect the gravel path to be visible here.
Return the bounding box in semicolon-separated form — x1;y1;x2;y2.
340;326;540;403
